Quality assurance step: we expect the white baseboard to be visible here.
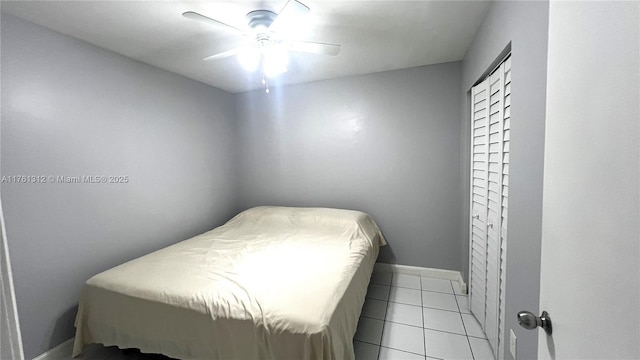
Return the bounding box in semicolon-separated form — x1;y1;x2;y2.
32;338;73;360
374;262;467;294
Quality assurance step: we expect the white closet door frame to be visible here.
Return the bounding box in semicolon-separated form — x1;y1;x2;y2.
498;56;512;360
1;181;24;360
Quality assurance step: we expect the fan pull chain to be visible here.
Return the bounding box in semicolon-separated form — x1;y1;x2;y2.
260;53;270;94
262;69;269;94
262;72;270;94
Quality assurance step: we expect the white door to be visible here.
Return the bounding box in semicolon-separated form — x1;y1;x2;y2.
1;206;24;360
1;152;24;359
469;56;511;359
484;61;508;356
537;1;639;359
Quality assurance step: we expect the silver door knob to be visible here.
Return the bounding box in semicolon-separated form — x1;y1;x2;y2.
487;222;494;228
517;310;552;335
473;214;480;219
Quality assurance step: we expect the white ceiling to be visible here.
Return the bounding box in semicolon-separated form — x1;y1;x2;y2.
2;1;491;93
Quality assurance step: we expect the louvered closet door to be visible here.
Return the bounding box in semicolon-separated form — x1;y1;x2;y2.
469;55;511;360
484;64;505;354
469;77;490;327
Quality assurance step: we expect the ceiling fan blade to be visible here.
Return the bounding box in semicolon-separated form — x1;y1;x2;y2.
182;11;247;35
202;48;242;61
288;41;341;56
269;0;310;33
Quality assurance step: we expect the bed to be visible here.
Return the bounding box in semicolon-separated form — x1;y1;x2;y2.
72;206;386;360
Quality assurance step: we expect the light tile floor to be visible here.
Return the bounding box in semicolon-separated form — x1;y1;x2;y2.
68;271;494;360
354;270;495;360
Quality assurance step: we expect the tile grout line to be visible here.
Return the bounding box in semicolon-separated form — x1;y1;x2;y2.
388;299;422;307
452;279;477;360
421;288;458;295
422;305;462;314
467;331;476;360
452;280;461;313
376;271;393;360
380;345;428;358
387;301;423;309
356;339;383;348
362;312;475;336
421;275;427;359
390;285;422;291
360;314;386;322
423;326;471;337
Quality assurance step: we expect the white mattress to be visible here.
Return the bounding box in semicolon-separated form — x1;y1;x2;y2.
73;206;385;360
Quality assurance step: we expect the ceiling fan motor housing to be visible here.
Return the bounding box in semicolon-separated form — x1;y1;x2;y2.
246;10;277;33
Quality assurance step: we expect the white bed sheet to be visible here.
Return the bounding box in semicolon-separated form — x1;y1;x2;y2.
73;206;385;360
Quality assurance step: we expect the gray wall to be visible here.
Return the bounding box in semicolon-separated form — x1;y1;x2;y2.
460;1;549;359
236;63;463;271
1;14;239;359
539;1;639;358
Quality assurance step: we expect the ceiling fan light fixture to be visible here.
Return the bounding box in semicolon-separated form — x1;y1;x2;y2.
236;47;260;72
184;0;340;92
262;46;288;78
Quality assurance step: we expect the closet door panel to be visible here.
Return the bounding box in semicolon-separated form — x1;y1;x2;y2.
484;67;504;353
469;77;490;326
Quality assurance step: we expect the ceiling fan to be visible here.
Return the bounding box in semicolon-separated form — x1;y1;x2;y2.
183;0;341;93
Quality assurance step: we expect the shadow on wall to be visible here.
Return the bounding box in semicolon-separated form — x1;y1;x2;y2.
49;306;78;349
543;333;556;360
378;242;396;264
